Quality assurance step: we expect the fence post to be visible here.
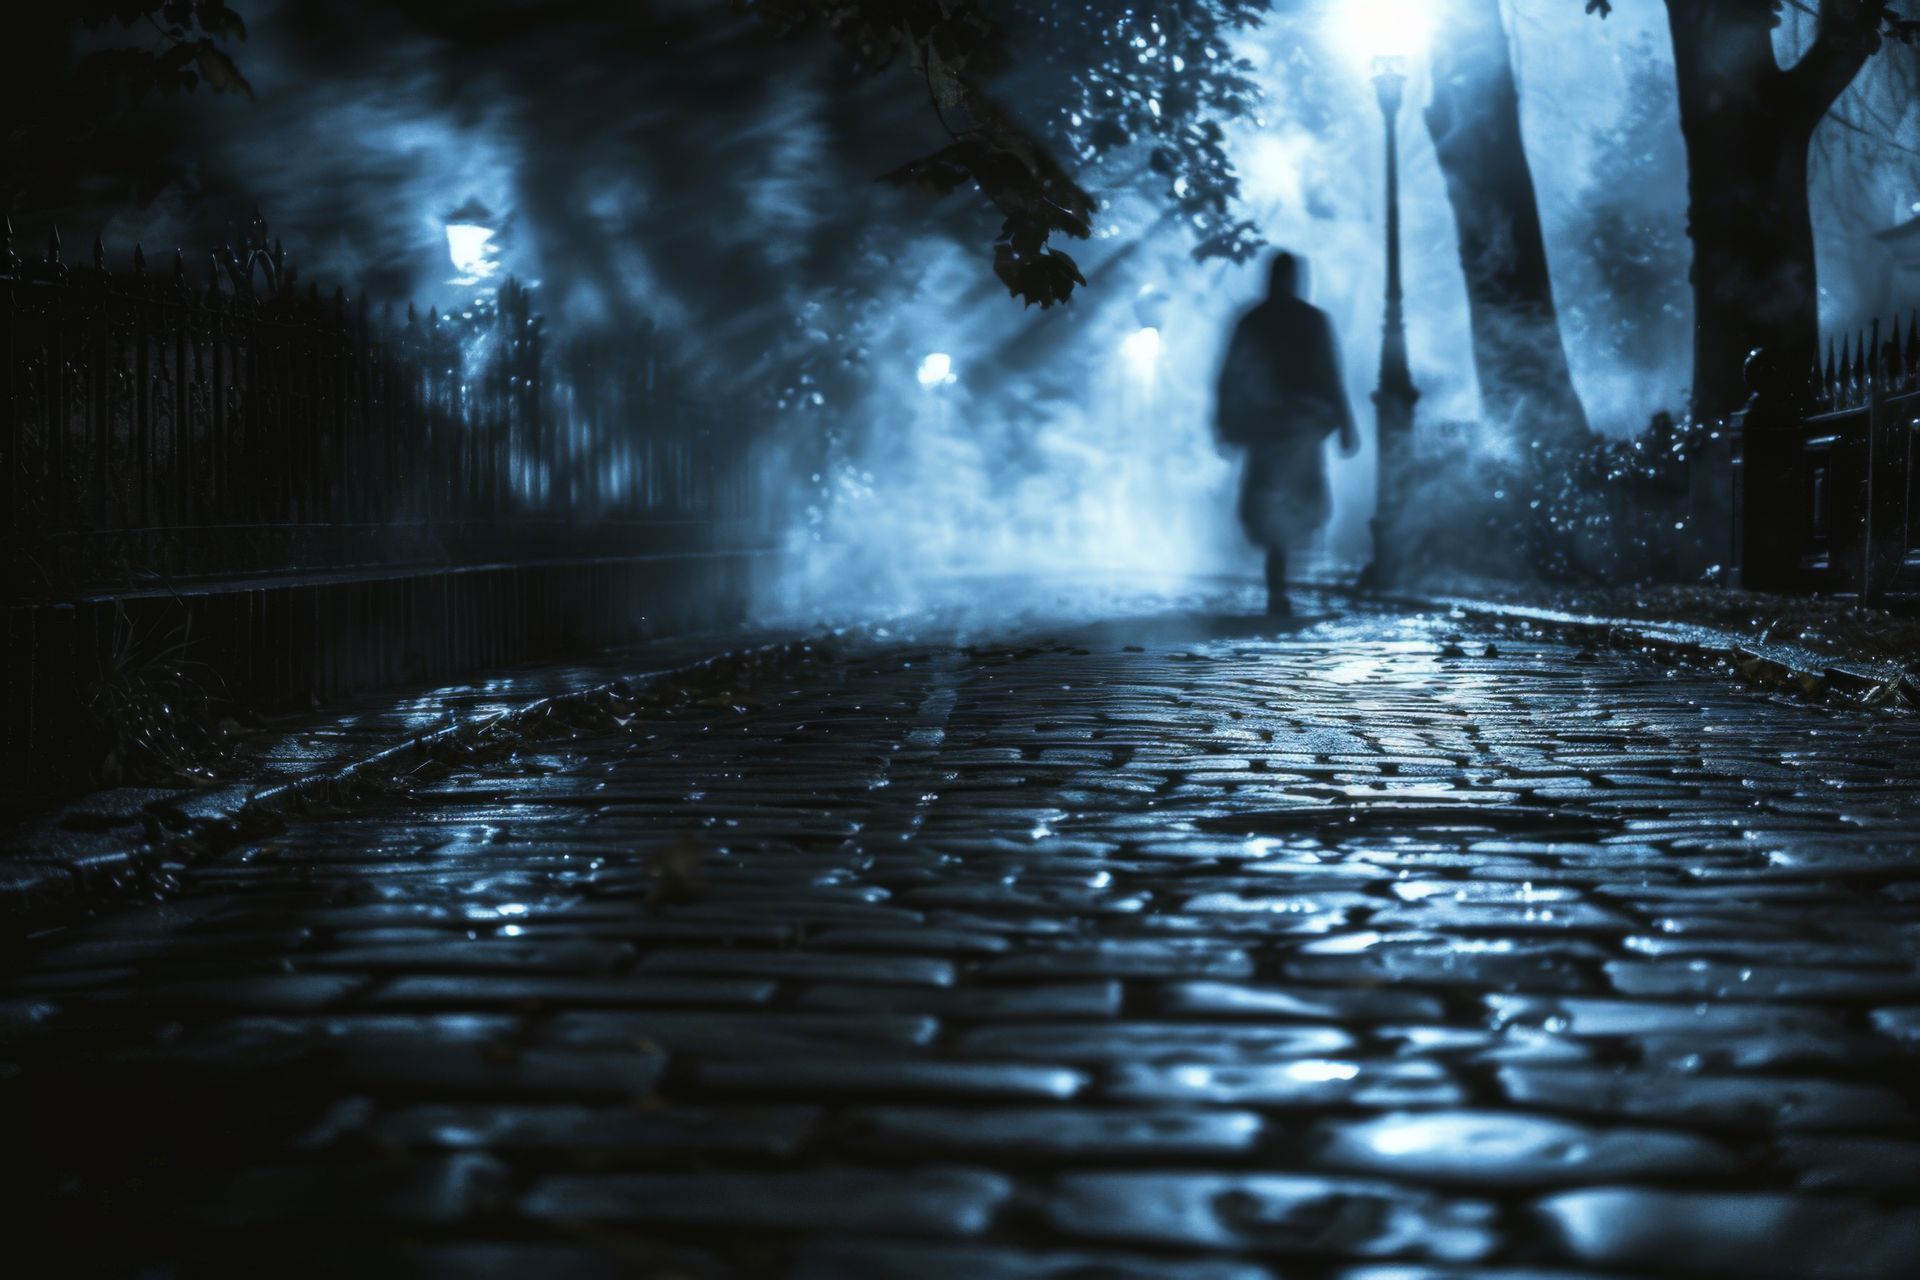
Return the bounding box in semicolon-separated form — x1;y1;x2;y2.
1736;347;1806;594
1865;318;1907;604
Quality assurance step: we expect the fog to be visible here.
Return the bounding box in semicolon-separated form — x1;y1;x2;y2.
69;0;1920;611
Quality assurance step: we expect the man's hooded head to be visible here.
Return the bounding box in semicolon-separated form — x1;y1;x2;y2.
1268;251;1308;300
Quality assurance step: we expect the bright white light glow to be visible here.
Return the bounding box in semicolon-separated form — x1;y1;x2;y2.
1324;0;1436;72
445;223;499;284
917;352;956;386
1284;1060;1363;1083
1120;326;1165;368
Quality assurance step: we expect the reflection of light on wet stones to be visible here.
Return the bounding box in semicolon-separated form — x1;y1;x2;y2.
1047;1172;1498;1258
955;1021;1353;1064
16;613;1920;1269
1540;1188;1920;1278
1314;1110;1739;1187
1109;1059;1462;1108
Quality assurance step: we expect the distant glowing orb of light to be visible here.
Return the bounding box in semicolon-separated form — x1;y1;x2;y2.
445;223;499;284
917;352;956;386
1120;326;1165;369
1323;0;1436;72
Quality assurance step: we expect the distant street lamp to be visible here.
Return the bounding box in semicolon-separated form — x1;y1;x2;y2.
1120;325;1165;371
1326;3;1430;587
1361;55;1422;589
1122;283;1168;381
443;197;501;288
917;351;956;387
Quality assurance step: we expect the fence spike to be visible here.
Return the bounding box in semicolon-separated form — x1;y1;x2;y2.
46;225;61;264
1909;311;1920;390
1;214;17;275
133;243;146;275
428;305;439;327
1853;328;1868;396
174;247;186;281
1837;333;1852;402
92;233;105;271
208;251;223;297
1870;318;1882;393
1891;315;1906;387
1824;337;1837;401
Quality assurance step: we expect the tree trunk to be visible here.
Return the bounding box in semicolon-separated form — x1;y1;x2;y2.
1662;0;1878;589
1424;0;1590;446
1665;2;1820;421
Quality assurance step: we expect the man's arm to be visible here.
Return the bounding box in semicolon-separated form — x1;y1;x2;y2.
1215;318;1264;449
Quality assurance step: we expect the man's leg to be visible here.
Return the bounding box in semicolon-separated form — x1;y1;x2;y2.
1265;544;1291;617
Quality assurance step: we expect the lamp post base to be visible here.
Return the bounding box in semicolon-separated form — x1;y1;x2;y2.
1358;516;1398;592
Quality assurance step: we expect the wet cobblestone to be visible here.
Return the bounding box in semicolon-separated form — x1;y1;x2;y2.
5;608;1920;1276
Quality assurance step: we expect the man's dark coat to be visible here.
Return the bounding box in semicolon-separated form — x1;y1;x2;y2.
1216;292;1355;548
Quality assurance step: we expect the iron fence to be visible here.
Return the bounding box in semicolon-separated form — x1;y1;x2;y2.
1789;312;1920;603
2;212;771;795
4;212;761;604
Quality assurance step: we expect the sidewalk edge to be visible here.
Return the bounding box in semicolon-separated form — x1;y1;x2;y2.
0;638;818;923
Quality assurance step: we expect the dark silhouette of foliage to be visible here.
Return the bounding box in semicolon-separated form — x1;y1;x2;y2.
3;2;253;211
747;1;1270;307
1010;1;1269;264
75;1;254;101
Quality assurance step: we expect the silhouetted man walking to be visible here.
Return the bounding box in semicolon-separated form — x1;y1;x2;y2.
1216;252;1358;617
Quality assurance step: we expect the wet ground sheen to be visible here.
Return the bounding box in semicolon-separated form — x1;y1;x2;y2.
5;607;1920;1277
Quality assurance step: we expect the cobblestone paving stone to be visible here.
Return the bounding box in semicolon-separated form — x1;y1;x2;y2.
6;607;1920;1276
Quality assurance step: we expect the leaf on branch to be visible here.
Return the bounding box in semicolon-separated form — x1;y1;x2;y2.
1193;219;1267;265
752;0;1105;307
922;42;968;113
193;40;253;99
993;238;1086;310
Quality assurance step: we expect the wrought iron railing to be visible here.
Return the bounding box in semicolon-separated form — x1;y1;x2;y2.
1793;311;1920;603
4;212;758;605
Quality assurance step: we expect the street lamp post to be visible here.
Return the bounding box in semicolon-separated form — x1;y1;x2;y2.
1363;56;1421;589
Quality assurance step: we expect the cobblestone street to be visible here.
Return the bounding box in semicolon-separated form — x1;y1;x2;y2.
6;603;1920;1277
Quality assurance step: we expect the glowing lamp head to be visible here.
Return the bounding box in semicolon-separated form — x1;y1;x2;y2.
1120;326;1165;369
1325;0;1435;75
445;223;499;284
917;352;955;386
1373;56;1408;114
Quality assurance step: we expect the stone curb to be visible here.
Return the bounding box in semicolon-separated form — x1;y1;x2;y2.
1337;585;1919;712
0;638;827;924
